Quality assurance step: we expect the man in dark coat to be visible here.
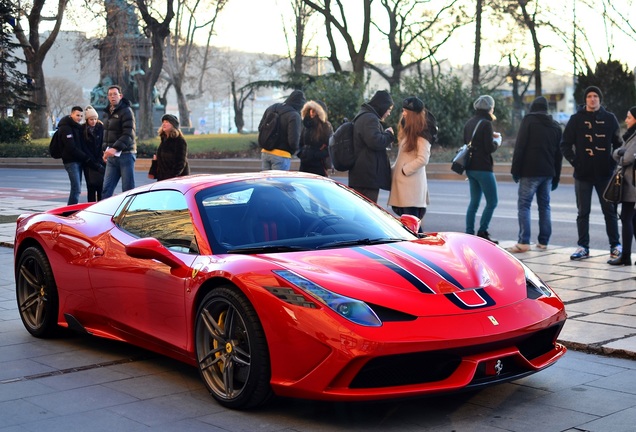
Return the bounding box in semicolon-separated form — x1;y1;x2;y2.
260;89;306;171
560;86;623;261
58;106;90;205
101;84;137;198
348;90;395;203
508;96;563;253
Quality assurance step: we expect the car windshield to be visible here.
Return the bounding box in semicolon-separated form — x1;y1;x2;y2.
196;177;417;254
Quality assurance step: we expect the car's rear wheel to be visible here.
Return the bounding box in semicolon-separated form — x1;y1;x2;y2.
195;286;272;409
16;246;59;338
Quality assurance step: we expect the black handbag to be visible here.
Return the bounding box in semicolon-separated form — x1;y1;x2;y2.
603;165;623;204
451;120;484;175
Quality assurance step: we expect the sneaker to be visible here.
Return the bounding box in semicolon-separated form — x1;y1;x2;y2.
570;246;589;260
477;231;498;244
611;245;622;259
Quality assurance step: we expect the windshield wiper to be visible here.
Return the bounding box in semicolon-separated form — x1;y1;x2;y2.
315;238;404;250
227;245;310;254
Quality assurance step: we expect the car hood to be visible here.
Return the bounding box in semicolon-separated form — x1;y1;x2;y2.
262;232;529;317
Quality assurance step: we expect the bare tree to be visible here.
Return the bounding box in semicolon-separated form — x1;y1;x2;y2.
367;0;468;93
46;77;84;128
163;0;227;129
282;0;315;74
13;0;68;138
135;0;174;139
301;0;372;88
471;0;483;96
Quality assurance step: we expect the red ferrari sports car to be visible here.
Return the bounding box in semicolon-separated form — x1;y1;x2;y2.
14;172;566;409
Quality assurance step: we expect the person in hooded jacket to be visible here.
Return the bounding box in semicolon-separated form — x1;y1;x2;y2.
348;90;395;203
387;96;430;231
58;106;91;205
298;100;333;177
81;105;106;202
560;86;623;261
148;114;190;181
464;95;502;243
101;84;137;198
608;106;636;266
260;89;306;171
507;96;563;253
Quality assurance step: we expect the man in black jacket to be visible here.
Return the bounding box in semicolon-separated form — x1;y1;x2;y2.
102;85;137;198
58;106;89;205
260;89;305;171
508;96;563;253
348;90;395;203
560;86;623;261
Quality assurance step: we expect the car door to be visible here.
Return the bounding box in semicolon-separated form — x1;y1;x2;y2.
89;190;199;351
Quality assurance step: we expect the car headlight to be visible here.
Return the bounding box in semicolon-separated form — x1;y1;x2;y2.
272;270;382;327
521;263;554;298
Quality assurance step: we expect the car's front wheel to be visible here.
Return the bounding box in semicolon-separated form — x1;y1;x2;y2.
16;246;60;338
195;286;272;409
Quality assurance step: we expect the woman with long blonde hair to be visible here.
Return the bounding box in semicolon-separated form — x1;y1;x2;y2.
148;114;190;181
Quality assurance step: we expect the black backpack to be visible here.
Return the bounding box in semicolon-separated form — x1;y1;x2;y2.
48;129;63;159
258;104;292;151
425;110;439;145
328;114;363;171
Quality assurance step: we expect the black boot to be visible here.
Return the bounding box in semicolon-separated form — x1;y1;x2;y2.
477;231;498;244
608;255;632;266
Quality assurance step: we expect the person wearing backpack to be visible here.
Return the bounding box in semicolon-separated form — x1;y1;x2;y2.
57;106;91;205
259;89;306;171
348;90;395;203
298;100;333;177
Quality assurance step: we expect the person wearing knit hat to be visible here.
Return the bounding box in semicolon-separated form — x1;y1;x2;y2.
298;100;333;177
348;90;395;203
461;95;502;244
560;85;623;261
148;114;190;181
387;96;431;232
82;105;105;202
607;107;636;266
507;96;563;254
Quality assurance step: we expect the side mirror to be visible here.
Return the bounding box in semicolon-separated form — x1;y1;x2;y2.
125;237;188;276
400;214;421;234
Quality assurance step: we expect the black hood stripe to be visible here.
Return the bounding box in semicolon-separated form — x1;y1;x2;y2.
355;248;435;294
389;243;465;289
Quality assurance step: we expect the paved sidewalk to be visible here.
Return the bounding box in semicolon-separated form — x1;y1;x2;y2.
1;194;635;360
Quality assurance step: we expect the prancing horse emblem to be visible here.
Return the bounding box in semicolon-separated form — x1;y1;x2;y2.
494;359;503;375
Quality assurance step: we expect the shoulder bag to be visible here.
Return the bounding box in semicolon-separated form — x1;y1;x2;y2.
451;120;484;175
603;163;623;204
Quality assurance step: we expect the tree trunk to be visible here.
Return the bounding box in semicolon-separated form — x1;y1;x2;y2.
27;64;49;136
471;0;483;97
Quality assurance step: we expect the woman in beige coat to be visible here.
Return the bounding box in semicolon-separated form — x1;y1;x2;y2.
388;97;431;231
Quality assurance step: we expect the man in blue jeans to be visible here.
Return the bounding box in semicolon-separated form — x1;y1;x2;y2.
57;106;89;205
102;85;137;198
508;96;563;253
560;86;623;261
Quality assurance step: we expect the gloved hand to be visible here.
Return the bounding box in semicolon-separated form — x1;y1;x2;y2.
617;148;626;157
551;179;559;191
512;174;520;183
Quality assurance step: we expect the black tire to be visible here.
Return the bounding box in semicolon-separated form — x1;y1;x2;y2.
195;286;272;409
15;246;60;338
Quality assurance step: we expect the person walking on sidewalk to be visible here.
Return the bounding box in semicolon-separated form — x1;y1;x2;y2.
608;106;636;266
58;106;89;205
560;86;623;261
388;96;431;231
348;90;395;203
508;96;563;253
101;85;137;198
464;95;502;244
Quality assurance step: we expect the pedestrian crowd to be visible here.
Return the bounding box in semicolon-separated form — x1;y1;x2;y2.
56;83;636;265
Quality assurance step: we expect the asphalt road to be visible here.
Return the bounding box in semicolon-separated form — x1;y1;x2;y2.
0;167;612;251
